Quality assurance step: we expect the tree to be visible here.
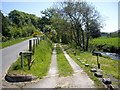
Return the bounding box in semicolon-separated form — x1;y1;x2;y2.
50;13;72;43
2;10;40;41
54;0;102;51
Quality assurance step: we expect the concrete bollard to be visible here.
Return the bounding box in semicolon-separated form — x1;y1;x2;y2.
77;58;80;60
90;68;97;72
102;78;112;84
85;64;89;67
94;72;103;78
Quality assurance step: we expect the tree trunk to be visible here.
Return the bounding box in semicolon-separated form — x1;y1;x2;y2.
86;36;89;51
81;30;85;51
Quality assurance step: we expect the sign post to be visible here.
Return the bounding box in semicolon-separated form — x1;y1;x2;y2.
92;52;101;69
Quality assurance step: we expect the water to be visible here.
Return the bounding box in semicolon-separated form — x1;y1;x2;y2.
101;52;120;60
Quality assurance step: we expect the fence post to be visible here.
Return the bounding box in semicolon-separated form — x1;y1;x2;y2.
36;39;37;47
38;38;39;44
19;52;24;68
29;40;32;51
97;55;100;69
28;53;32;70
33;39;35;54
21;52;24;68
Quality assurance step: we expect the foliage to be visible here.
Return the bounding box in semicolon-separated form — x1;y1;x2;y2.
8;39;53;78
32;32;43;37
21;25;39;37
62;44;119;87
0;37;31;49
1;10;40;42
89;37;119;53
50;0;103;51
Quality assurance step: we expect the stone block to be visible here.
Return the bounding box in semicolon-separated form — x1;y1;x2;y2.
102;78;112;84
77;58;80;60
94;72;103;78
82;62;85;64
85;64;89;67
90;68;97;72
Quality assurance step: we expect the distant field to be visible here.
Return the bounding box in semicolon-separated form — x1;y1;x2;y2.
90;37;119;48
89;37;119;53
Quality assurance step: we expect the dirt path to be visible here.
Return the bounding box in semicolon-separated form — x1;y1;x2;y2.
57;45;95;88
25;44;58;88
25;44;95;88
3;44;95;88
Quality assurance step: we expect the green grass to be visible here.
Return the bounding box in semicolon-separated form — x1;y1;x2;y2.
89;37;119;56
8;38;53;78
0;37;32;49
90;37;119;49
56;44;73;76
33;34;44;37
62;44;119;88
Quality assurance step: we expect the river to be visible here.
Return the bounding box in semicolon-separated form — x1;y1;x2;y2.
101;52;120;60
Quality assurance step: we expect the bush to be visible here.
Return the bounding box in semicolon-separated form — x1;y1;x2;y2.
22;25;39;37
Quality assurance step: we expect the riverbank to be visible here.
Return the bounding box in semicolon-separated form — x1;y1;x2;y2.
62;44;120;88
89;37;120;54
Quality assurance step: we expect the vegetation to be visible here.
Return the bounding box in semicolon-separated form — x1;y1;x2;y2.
8;39;53;78
0;37;31;49
101;30;119;37
62;44;119;88
1;10;40;42
2;0;119;87
89;37;119;53
1;0;104;51
39;0;102;51
56;44;73;76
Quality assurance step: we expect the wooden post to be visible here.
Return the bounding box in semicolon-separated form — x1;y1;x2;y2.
28;54;32;70
37;38;39;45
33;39;35;54
29;40;32;51
36;39;37;47
97;55;100;69
38;38;39;44
19;52;24;68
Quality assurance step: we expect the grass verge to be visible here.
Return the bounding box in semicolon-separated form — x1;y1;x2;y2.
0;37;32;49
56;44;73;76
62;44;119;88
8;38;53;78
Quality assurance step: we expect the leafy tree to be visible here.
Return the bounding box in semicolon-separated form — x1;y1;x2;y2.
54;0;102;51
2;10;40;41
21;25;39;37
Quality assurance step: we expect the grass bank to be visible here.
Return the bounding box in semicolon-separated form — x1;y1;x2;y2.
0;37;32;49
56;44;73;76
8;38;53;78
89;37;119;53
62;44;119;88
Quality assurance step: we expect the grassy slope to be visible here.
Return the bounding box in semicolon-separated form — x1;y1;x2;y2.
0;37;32;49
90;37;119;48
62;44;119;88
8;39;53;78
56;44;73;76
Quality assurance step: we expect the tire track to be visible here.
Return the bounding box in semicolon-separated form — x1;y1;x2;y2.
57;45;95;88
